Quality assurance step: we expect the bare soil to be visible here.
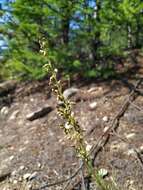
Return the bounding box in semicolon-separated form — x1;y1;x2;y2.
0;58;143;190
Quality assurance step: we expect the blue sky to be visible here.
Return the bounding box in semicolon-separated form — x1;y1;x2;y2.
0;0;9;48
0;0;96;47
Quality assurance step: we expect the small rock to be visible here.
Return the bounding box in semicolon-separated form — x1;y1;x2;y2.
139;145;143;153
19;165;25;170
18;177;23;182
87;87;97;93
102;116;109;122
26;105;52;121
89;102;97;110
125;133;135;139
13;180;18;184
23;173;31;180
28;184;32;189
29;172;38;180
9;178;13;183
126;179;134;186
127;149;136;156
18;120;23;125
103;126;109;132
19;147;26;152
9;110;19;120
9;155;14;161
24;140;29;145
11;170;17;176
30;98;34;102
63;87;79;99
1;106;9;115
37;162;42;168
9;146;14;150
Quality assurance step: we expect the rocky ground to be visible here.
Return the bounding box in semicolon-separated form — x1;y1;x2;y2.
0;59;143;190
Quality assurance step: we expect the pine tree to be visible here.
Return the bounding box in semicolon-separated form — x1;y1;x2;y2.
1;0;143;80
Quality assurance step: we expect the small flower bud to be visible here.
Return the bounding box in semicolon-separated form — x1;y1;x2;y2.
54;68;58;73
86;144;92;152
71;112;74;117
65;122;73;129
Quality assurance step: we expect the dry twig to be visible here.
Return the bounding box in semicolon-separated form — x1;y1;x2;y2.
71;79;142;189
128;99;143;111
33;162;84;190
80;160;87;190
90;79;143;164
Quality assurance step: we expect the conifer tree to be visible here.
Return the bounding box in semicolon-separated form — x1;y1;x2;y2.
1;0;143;79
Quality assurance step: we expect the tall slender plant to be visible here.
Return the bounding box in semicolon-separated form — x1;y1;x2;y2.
40;39;119;190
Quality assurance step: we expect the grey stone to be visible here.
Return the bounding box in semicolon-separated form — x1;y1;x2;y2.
1;106;9;115
63;87;79;99
89;101;97;110
26;105;53;121
0;80;17;96
9;110;19;120
102;116;109;122
23;173;31;180
29;172;38;180
19;165;25;171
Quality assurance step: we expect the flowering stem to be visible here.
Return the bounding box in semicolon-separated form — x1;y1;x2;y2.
41;38;118;190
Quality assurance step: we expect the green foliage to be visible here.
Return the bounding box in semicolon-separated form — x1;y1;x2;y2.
1;0;143;80
85;65;115;79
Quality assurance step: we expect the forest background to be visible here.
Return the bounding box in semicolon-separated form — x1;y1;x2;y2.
0;0;143;80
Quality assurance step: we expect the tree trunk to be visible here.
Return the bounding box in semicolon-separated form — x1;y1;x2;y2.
61;17;70;45
135;18;141;48
91;0;101;61
127;25;132;49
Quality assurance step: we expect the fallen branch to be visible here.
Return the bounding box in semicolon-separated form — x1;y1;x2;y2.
80;160;87;190
90;78;143;165
33;162;84;190
128;99;143;112
70;79;143;189
63;160;88;190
